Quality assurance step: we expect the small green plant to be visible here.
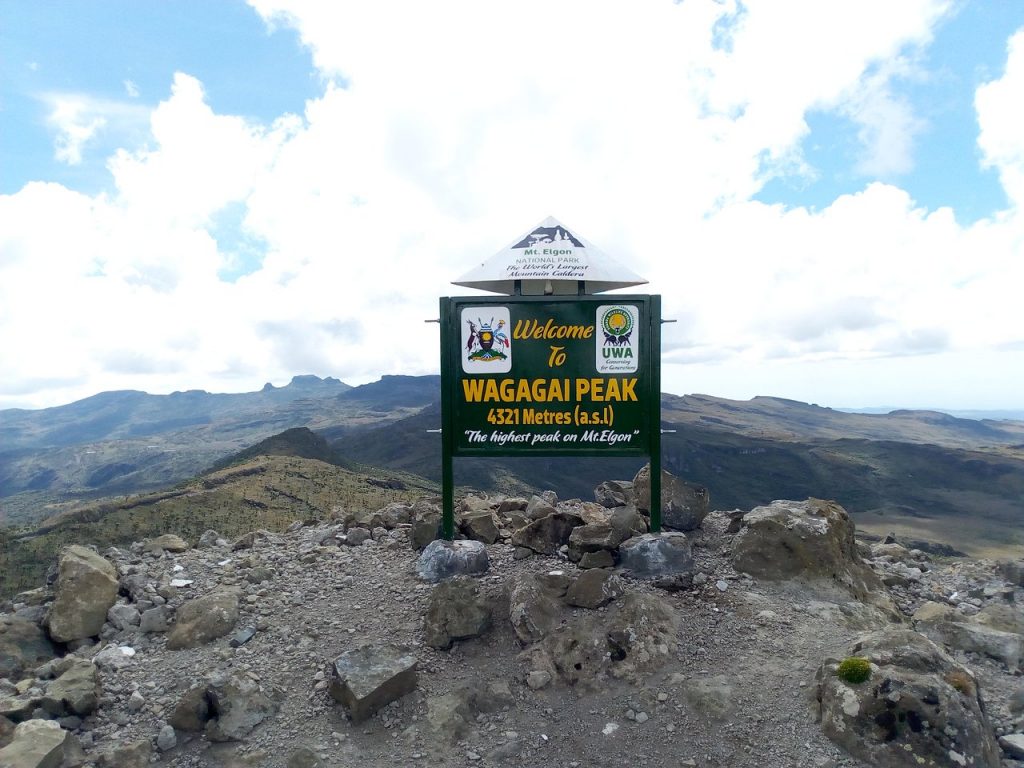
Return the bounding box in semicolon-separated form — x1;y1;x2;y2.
836;657;872;684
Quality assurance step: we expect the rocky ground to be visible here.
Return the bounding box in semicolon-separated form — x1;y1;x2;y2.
2;473;1023;768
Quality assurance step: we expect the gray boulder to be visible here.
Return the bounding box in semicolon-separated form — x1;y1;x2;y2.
415;540;489;583
41;658;99;716
168;685;211;732
0;691;41;722
525;495;556;520
508;575;563;645
328;645;418;722
510;511;583;555
618;532;694;578
0;715;12;748
47;545;119;643
0;719;75;768
0;616;56;681
632;464;709;531
410;503;442;550
579;550;615;569
139;606;171;634
567;523;627;563
497;497;528;513
1000;734;1024;760
379;502;412;528
732;499;890;605
166;590;240;650
197;530;223;549
815;628;1000;768
460;511;500;545
423;577;493;650
594;480;633;509
205;671;279;742
564;569;624;609
106;603;141;632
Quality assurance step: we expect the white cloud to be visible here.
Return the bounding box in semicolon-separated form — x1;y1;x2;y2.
977;29;1024;206
41;92;149;165
3;1;1023;411
124;79;140;98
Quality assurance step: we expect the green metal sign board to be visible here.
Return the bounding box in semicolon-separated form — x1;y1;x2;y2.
439;294;662;538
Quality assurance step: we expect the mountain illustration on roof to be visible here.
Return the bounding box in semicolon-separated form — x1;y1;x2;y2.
511;224;585;249
453;216;648;296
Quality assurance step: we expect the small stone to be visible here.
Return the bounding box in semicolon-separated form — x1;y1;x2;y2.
635;711;649;723
657;692;669;702
526;670;551;690
128;690;145;712
715;580;728;592
156;724;177;751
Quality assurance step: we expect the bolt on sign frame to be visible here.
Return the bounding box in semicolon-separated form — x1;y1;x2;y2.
439;294;662;539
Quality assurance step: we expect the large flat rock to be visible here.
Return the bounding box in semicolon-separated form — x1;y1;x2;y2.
328;645;417;722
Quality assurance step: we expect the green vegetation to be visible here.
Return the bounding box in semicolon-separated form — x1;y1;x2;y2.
0;455;437;599
836;657;872;684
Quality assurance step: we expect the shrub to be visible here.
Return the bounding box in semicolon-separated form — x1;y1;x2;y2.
945;669;975;696
836;656;872;684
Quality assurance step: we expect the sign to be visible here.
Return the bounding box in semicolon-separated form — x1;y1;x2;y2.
441;295;660;458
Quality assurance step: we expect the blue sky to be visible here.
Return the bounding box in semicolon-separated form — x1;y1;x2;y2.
756;2;1024;223
1;1;1023;411
1;0;317;195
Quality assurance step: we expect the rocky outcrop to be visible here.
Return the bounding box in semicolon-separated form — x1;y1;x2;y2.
423;577;492;650
815;628;1001;768
913;601;1024;672
732;499;890;605
530;593;679;687
632;464;709;531
329;645;418;723
165;589;240;650
46;545;119;643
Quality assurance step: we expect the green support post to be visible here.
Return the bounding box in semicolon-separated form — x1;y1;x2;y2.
439;297;455;540
648;294;662;533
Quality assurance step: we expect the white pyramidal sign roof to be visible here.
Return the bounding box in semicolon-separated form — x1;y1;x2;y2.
452;216;648;295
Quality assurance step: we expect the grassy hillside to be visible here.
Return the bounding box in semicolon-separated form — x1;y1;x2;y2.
0;455;437;599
